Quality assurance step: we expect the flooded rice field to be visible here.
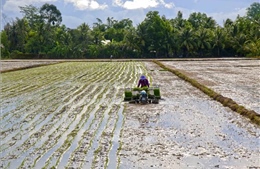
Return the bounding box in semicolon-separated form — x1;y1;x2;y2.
0;60;259;169
161;59;260;113
1;60;61;72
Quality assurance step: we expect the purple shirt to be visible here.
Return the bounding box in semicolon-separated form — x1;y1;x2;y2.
138;79;149;87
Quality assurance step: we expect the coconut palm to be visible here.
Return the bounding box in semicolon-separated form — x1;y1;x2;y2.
213;27;227;56
178;28;196;57
195;28;212;57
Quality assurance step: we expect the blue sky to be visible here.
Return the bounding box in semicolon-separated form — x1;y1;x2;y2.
1;0;259;29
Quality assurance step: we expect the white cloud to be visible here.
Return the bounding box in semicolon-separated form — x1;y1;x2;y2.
64;0;107;10
158;0;174;9
113;0;174;10
125;0;159;9
209;7;247;25
3;0;57;12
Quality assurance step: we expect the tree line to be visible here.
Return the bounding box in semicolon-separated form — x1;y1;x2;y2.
1;2;259;59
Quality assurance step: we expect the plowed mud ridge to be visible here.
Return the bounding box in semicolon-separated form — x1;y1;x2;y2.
1;60;62;72
1;60;259;169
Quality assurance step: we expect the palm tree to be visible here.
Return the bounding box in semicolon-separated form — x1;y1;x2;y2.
213;27;227;57
195;28;212;57
178;27;196;57
243;39;260;57
231;33;248;56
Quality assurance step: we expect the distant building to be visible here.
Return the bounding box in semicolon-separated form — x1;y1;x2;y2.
101;40;111;45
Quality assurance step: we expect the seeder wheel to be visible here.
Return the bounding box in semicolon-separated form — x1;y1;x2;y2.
152;99;159;104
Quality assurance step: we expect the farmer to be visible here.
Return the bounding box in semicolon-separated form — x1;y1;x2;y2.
137;75;150;88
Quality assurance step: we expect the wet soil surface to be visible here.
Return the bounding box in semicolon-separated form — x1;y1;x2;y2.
0;61;259;169
1;62;130;168
1;60;61;72
161;59;260;113
119;62;260;169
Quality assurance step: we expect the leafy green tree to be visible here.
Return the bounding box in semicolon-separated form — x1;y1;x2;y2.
243;39;260;57
212;27;227;56
4;18;29;53
92;18;106;45
106;17;115;28
1;31;10;58
178;27;196;57
1;2;259;58
123;27;141;57
168;27;179;57
246;2;260;25
104;18;133;42
49;25;72;58
188;12;216;29
39;3;62;26
19;5;40;29
19;3;62;57
171;11;186;30
224;18;233;28
135;22;149;57
195;28;212;57
137;11;172;57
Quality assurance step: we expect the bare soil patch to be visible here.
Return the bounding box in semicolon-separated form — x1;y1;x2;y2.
1;60;62;72
119;62;260;169
161;59;260;113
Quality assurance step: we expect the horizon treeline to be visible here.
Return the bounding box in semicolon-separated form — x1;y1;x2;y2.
1;2;259;59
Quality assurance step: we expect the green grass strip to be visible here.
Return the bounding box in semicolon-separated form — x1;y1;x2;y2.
152;60;260;126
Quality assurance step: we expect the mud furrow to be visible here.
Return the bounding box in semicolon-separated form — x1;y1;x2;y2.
1;61;151;169
2;74;64;99
0;85;76;132
1;64;116;168
85;62;142;168
83;97;121;168
0;78;95;150
35;86;107;169
1;62;95;98
66;64;127;168
0;86;81;150
106;105;125;169
11;84;101;169
0;62;111;132
94;105;120;168
62;63;129;168
45;88;114;168
82;63;130;168
26;61;124;168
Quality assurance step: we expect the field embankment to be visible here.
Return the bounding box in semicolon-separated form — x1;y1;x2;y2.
1;60;63;73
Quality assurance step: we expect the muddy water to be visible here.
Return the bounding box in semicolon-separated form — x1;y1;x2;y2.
1;61;259;169
0;62;143;169
119;62;260;169
161;59;260;113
